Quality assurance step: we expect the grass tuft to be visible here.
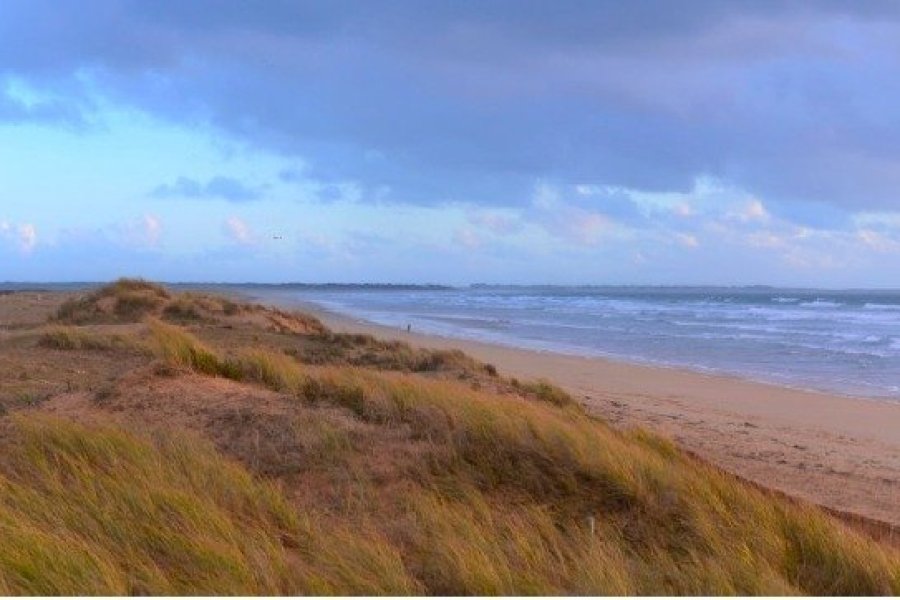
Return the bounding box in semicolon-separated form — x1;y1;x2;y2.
514;378;576;407
38;326;139;353
56;279;170;324
146;319;224;376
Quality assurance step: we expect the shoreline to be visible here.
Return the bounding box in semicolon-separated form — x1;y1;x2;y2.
264;295;900;527
304;302;899;405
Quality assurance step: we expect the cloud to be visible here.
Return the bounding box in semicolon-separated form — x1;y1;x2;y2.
672;203;694;218
0;220;37;253
223;216;254;245
857;228;900;253
151;176;262;202
738;199;770;223
0;80;88;126
453;227;481;250
674;233;699;248
5;1;900;214
142;215;162;245
466;210;522;236
530;188;616;245
119;214;162;248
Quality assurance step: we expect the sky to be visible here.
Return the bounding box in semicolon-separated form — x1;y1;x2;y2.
3;1;900;286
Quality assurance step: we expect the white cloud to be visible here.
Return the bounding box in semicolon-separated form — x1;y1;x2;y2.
224;216;255;245
454;227;481;249
142;215;162;246
17;224;37;253
567;213;613;245
0;220;38;254
531;182;561;210
528;182;618;245
744;231;786;249
729;198;770;223
857;229;900;253
121;214;162;248
673;202;694;217
674;232;699;248
467;210;521;235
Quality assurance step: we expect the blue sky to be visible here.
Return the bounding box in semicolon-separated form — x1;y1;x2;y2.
3;1;900;285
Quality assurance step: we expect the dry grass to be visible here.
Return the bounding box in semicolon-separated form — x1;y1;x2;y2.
140;324;900;595
512;377;576;407
55;279;171;324
0;415;288;594
38;326;141;353
6;285;898;595
0;414;420;595
296;332;497;379
146;318;227;377
53;280;328;339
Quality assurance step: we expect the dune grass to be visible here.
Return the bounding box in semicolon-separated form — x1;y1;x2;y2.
146;318;228;376
0;414;420;595
56;278;171;324
297;332;499;379
38;326;140;353
0;415;294;595
140;321;900;595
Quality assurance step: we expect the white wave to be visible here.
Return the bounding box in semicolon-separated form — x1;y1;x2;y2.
799;299;842;308
864;303;900;311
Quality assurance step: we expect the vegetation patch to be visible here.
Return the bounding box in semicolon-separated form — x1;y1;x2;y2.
146;319;226;376
0;417;292;595
55;279;171;324
38;326;140;353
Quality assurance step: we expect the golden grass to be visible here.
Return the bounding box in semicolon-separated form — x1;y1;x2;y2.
0;414;419;595
141;326;900;595
300;332;497;377
55;280;329;343
38;326;141;353
0;414;294;595
512;377;576;407
146;318;225;376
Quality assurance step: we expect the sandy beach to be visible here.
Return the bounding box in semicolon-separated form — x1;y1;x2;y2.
283;300;900;528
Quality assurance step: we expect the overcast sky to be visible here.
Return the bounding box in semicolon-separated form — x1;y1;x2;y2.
3;1;900;285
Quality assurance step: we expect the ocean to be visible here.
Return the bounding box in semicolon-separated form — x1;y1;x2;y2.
248;285;900;400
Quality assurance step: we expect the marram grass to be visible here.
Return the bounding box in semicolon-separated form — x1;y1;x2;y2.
0;415;418;595
3;317;893;595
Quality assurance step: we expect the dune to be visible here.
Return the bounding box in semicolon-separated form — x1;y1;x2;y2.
0;279;898;595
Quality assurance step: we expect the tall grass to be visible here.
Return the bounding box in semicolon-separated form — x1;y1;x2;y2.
319;369;900;595
56;278;171;324
140;324;900;595
146;318;225;376
0;415;294;595
38;326;140;352
0;415;420;595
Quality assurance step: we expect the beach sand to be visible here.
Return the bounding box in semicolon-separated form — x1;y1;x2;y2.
287;300;900;528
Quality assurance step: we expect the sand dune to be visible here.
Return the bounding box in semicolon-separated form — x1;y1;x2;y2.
296;302;900;528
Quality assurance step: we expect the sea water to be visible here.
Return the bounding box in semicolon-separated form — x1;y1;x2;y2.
248;285;900;400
